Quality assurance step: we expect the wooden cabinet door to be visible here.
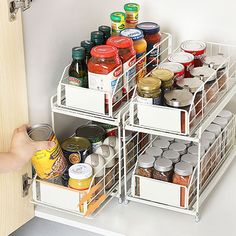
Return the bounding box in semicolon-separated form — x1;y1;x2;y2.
0;1;34;235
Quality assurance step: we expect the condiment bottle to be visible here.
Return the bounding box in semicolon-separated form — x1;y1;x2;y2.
162;150;180;164
136;154;155;178
98;25;111;43
68;47;88;87
91;31;105;46
145;146;163;159
153;158;173;182
80;40;94;64
169;142;187;155
124;3;140;28
110;12;126;36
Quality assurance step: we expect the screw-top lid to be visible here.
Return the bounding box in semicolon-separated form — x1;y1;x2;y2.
159;62;184;73
204;54;228;69
69;163;93;180
169;142;186;153
206;124;221;136
153;139;170;149
188;145;205;156
218;109;233;122
138;154;155;168
181;154;198;167
163;150;180;163
164;89;193;108
190;66;217;82
91;31;104;45
124;3;140;12
154;158;173;172
110;12;126;22
158;136;175;143
168;52;194;64
85;154;105;177
80;40;94;52
103;136;119;153
120;28;144;41
151;68;174;82
201;131;216;145
176;77;204;93
136;22;160;34
174;162;193;176
72;47;85;60
145;147;163;157
98;25;111;39
175;139;192;146
180;40;206;52
213;117;228;129
106;36;133;49
137;77;162;92
94;145;115;168
90;45;119;58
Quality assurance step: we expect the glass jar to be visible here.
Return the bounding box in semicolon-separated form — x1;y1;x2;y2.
90;31;104;46
124;3;140;28
158;136;175;144
173;162;193;207
145;146;163;159
137;76;162;105
153;158;173;182
110;12;126;36
136;154;155;178
121;29;147;80
168;52;194;78
163;150;180;164
153;139;170;151
181;154;198;167
107;36;136;99
188;145;205;157
98;25;111;43
180;40;206;67
175;139;192;148
136;22;161;72
169;142;187;156
88;45;123;113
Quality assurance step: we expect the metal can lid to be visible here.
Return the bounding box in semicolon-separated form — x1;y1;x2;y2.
164;89;193;108
103;136;119;153
69;163;93;180
138;154;155;168
151;68;174;82
154;158;173;172
76;124;106;140
180;40;206;52
136;22;160;34
218;110;233;122
168;52;194;64
188;145;205;156
176;77;204;93
120;28;144;41
159;62;184;74
153;139;170;149
201;131;216;144
61;137;91;152
190;66;217;82
94;145;115;168
163;150;180;163
174;162;193;176
145;147;163;157
84;154;105;177
137;77;162;91
181;154;198;167
169;142;186;153
28;123;53;141
204;54;228;69
206;124;221;136
213;117;228;129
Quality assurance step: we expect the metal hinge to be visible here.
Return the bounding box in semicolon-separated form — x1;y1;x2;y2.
8;0;32;21
22;173;33;197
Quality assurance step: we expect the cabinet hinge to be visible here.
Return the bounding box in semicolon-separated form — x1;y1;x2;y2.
8;0;32;21
22;173;33;197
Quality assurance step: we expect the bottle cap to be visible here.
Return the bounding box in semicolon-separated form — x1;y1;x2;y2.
124;3;140;12
72;47;85;60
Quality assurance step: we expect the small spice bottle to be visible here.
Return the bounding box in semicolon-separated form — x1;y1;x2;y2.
175;139;192;148
153;158;173;182
158;136;175;144
124;3;140;28
201;131;216;145
145;146;163;159
169;142;187;155
136;154;155;178
162;150;180;164
188;145;205;157
172;162;193;207
153;139;170;151
181;154;198;167
110;12;126;36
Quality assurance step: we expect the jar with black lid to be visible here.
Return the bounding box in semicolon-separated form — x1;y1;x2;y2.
153;158;173;182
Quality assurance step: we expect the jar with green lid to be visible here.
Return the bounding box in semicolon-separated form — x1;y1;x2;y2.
124;3;140;28
81;40;94;64
98;25;111;43
91;31;105;46
110;12;126;36
137;76;162;105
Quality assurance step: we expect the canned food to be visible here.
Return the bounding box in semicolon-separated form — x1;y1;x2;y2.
93;122;118;137
28;124;67;180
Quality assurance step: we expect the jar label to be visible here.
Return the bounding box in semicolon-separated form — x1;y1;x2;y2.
111;22;125;31
137;95;161;105
123;55;136;94
68;76;87;87
136;52;147;79
147;43;160;67
126;12;139;23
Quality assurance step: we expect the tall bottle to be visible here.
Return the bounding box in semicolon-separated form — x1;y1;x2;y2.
68;47;88;88
98;25;111;43
91;31;104;46
81;40;94;64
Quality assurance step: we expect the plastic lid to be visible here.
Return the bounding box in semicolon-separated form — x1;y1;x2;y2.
206;124;221;136
98;25;111;38
69;163;93;180
176;77;204;93
218;110;233;122
138;154;155;168
137;77;162;91
201;131;216;144
103;136;119;153
153;139;170;149
85;154;105;177
124;3;140;12
181;40;206;52
154;158;173;172
168;52;194;63
169;142;186;153
181;154;198;167
110;12;126;22
94;145;115;168
213;117;228;129
72;47;85;60
145;147;163;157
164;89;193;107
91;31;104;40
136;22;160;34
188;146;205;156
163;150;180;163
80;40;94;52
106;36;133;49
90;45;118;58
159;62;184;73
120;28;144;41
204;54;228;69
174;162;193;176
190;66;217;82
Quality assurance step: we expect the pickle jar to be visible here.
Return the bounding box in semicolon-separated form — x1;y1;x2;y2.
124;3;140;28
169;142;187;156
110;12;126;36
153;158;173;182
137;76;162;105
136;154;155;178
162;150;180;165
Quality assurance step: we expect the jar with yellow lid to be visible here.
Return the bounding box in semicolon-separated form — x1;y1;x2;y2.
137;76;162;105
124;3;140;28
110;12;126;36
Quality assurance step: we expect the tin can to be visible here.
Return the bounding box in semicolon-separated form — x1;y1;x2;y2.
28;124;67;180
93;122;118;137
76;124;106;151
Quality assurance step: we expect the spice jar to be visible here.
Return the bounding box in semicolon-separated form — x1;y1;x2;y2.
137;76;162;105
181;154;198;167
204;54;228;91
124;3;140;28
163;150;180;164
98;25;111;43
136;154;155;178
175;139;192;148
190;66;218;104
180;40;206;67
145;146;163;159
188;145;205;157
136;22;161;72
169;142;187;155
153;139;170;151
168;52;194;78
88;45;123;113
176;77;205;118
110;12;126;36
94;145;116;190
218;109;233;122
173;162;193;207
158;136;175;144
153;158;173;182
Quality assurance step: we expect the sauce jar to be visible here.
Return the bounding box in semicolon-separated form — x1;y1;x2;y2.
153;158;173;182
106;36;136;98
163;150;180;164
168;52;194;78
190;66;218;104
121;29;147;80
176;77;205;118
180;40;206;67
124;3;140;28
110;12;126;36
91;31;104;46
153;139;170;151
204;54;228;91
145;146;163;159
181;154;198;167
136;154;155;178
169;142;187;155
137;76;162;105
88;45;123;113
98;25;111;43
175;139;192;148
136;22;161;72
172;162;193;207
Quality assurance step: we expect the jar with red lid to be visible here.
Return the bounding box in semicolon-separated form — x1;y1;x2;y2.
181;40;207;67
106;36;136;99
136;22;161;72
168;52;194;78
88;45;123;113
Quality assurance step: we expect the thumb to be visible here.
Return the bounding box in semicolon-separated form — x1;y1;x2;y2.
34;141;55;151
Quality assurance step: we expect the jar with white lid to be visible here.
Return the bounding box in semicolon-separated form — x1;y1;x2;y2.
188;145;205;157
169;142;187;155
153;139;170;151
218;109;233;122
181;154;198;167
163;150;180;164
175;139;192;148
201;131;216;145
157;136;175;144
136;154;155;178
153;158;173;182
145;146;163;159
204;54;228;91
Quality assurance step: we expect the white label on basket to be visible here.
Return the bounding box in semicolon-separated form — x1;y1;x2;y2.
137;95;161;105
88;65;123;104
123;56;136;94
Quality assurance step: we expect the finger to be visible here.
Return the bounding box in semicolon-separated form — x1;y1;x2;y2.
33;141;55;151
